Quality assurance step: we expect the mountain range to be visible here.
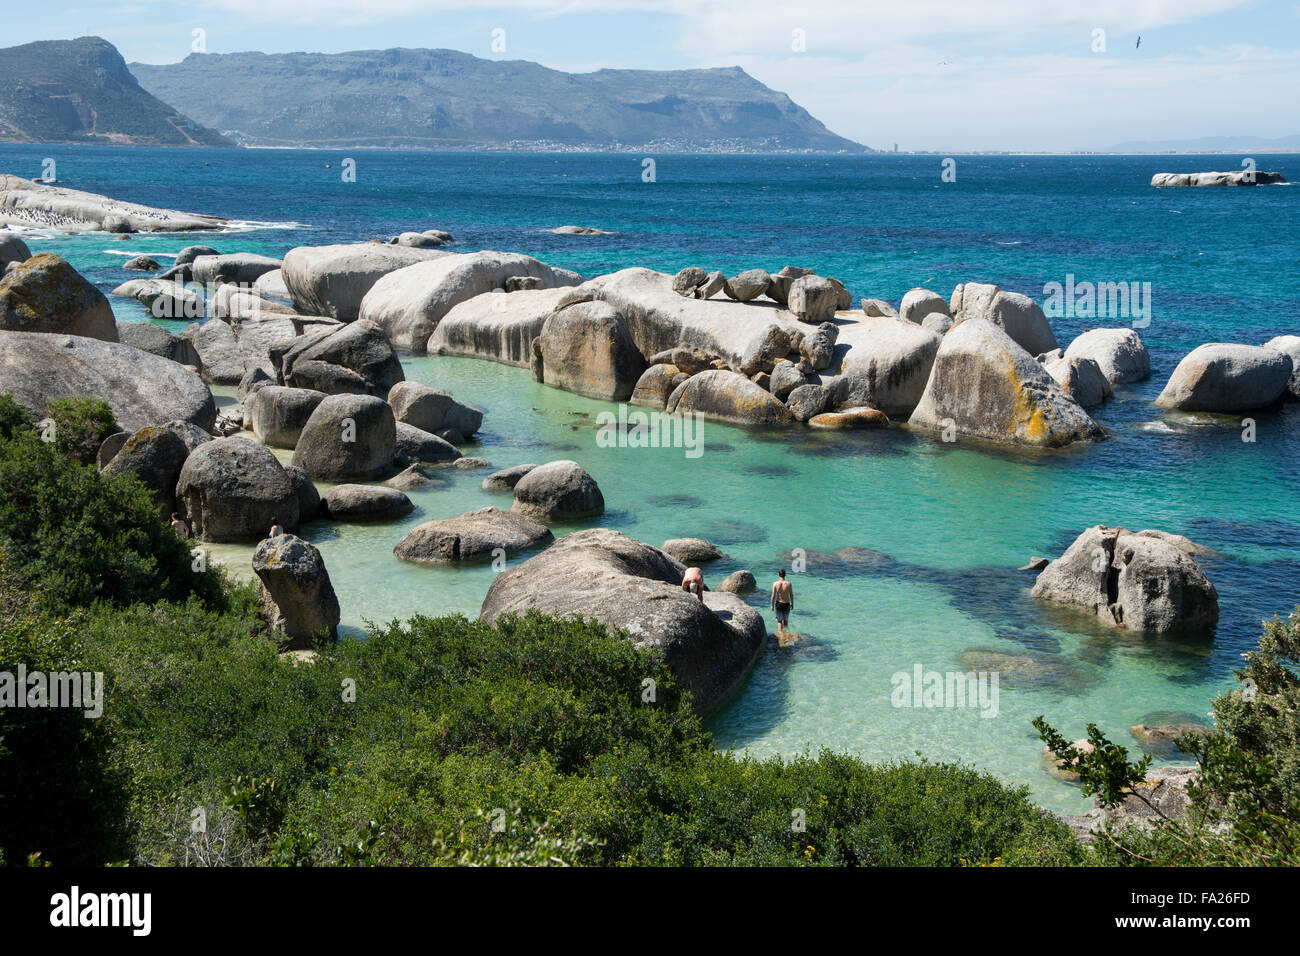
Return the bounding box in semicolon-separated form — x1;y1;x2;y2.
127;47;868;152
0;38;230;147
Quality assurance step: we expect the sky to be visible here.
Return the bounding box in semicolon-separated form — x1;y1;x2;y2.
4;0;1299;151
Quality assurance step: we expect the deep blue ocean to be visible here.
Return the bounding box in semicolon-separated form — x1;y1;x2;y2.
3;144;1298;810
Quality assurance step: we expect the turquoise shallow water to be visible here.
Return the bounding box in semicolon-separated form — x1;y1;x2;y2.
3;145;1298;811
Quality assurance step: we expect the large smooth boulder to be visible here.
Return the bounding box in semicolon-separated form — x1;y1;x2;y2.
210;283;297;321
1064;328;1151;385
908;318;1106;447
479;528;766;717
0;232;31;268
176;436;298;541
482;463;538;492
1156;343;1292;412
387;381;483;436
291;394;396;481
283;464;321;522
0;254;117;341
661;538;724;563
320;484;413;522
898;288;950;325
666;369;793;425
247;386;327;449
511;459;604;522
429;287;574;368
535;300;647;401
187;319;243;384
809;407;889;429
0;175;226;233
112;278;204;322
826;315;942;417
280;243;449;321
951;282;1058;356
102;425;191;518
393;421;461;465
252;535;339;647
116;321;201;367
630;363;689;408
1032;526;1219;632
253;268;293;306
394;507;553;564
275;320;404;399
787;275;840;324
1264;335;1300;399
1042;355;1114;409
724;269;770;302
359;251;582;350
189;253;282;287
0;330;215;432
785;383;832;422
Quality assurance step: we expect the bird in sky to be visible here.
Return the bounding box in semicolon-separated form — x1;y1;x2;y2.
1136;36;1142;49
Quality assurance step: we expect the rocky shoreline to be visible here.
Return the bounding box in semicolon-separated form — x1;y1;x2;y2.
0;176;1289;734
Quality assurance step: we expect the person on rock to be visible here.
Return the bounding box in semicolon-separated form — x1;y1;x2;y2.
170;512;190;539
681;566;707;601
267;516;285;539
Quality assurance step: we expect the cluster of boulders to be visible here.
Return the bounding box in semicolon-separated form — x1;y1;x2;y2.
671;264;851;324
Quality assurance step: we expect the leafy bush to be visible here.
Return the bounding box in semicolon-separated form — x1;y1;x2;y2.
1036;608;1300;866
0;395;224;611
43;396;119;466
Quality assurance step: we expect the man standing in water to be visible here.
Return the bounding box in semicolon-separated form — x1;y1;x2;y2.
771;569;794;640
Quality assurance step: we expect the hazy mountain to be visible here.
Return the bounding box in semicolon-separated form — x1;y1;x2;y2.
0;37;230;147
129;48;868;152
1104;134;1300;153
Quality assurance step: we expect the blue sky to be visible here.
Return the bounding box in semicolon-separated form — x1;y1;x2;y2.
5;0;1299;150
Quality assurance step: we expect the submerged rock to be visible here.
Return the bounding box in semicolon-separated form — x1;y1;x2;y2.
1031;525;1219;632
394;507;553;564
480;528;766;717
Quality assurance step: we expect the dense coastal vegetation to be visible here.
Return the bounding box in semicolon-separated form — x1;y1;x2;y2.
0;394;1294;867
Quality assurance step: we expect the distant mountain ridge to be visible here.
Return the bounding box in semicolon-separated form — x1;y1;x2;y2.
0;37;230;147
129;47;868;152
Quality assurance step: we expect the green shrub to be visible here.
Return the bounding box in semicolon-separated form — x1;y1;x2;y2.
43;396;119;466
0;404;224;611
